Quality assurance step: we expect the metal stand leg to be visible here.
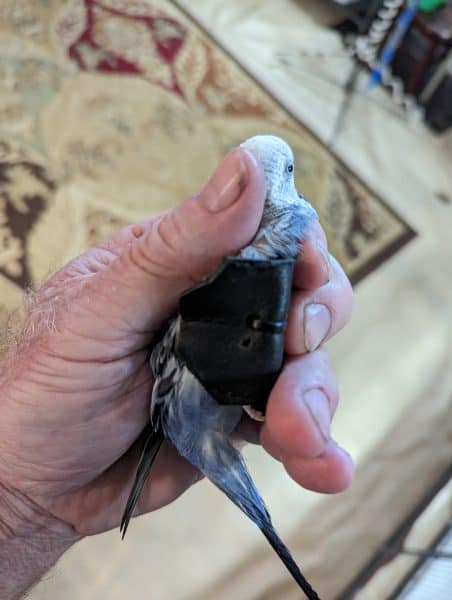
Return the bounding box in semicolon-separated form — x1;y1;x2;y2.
420;50;452;104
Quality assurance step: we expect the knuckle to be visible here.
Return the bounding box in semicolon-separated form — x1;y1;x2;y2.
154;210;182;257
308;349;339;415
308;346;330;367
307;218;328;249
326;377;340;416
126;214;181;281
127;236;171;280
337;262;354;311
287;348;332;386
302;349;336;392
328;256;354;329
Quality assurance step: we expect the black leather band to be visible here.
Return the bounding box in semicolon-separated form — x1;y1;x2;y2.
175;257;294;413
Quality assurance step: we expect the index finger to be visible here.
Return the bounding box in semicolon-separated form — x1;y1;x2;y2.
295;219;330;291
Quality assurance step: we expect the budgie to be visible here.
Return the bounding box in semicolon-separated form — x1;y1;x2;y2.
121;135;320;599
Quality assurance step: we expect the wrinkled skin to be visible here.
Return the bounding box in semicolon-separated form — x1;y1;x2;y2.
0;148;354;538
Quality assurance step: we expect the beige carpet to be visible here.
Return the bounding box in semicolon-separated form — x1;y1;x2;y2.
0;0;413;331
1;1;451;599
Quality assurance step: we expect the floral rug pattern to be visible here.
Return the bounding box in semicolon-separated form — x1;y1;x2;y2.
0;0;414;329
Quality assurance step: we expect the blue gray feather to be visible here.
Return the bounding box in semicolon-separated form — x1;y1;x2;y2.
121;136;320;600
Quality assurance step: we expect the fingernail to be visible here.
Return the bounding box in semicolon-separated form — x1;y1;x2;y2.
317;244;330;285
304;389;331;442
203;149;247;213
304;303;331;352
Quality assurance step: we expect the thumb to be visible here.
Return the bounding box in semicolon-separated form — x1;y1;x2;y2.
106;147;266;333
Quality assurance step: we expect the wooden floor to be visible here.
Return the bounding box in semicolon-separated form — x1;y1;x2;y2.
30;1;452;599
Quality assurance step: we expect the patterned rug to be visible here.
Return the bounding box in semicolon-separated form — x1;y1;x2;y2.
0;0;414;331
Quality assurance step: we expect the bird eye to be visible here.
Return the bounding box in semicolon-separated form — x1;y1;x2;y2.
287;163;294;174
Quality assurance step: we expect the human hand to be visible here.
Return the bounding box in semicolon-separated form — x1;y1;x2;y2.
0;147;353;541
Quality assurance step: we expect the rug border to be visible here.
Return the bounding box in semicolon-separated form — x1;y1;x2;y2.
171;0;417;285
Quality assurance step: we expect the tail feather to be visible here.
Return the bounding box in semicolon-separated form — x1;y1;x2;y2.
261;522;320;600
120;425;164;538
193;433;321;599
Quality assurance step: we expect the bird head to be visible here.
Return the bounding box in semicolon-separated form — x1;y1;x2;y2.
240;135;308;213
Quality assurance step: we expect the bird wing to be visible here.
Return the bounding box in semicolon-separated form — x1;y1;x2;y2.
120;415;164;538
121;319;179;538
